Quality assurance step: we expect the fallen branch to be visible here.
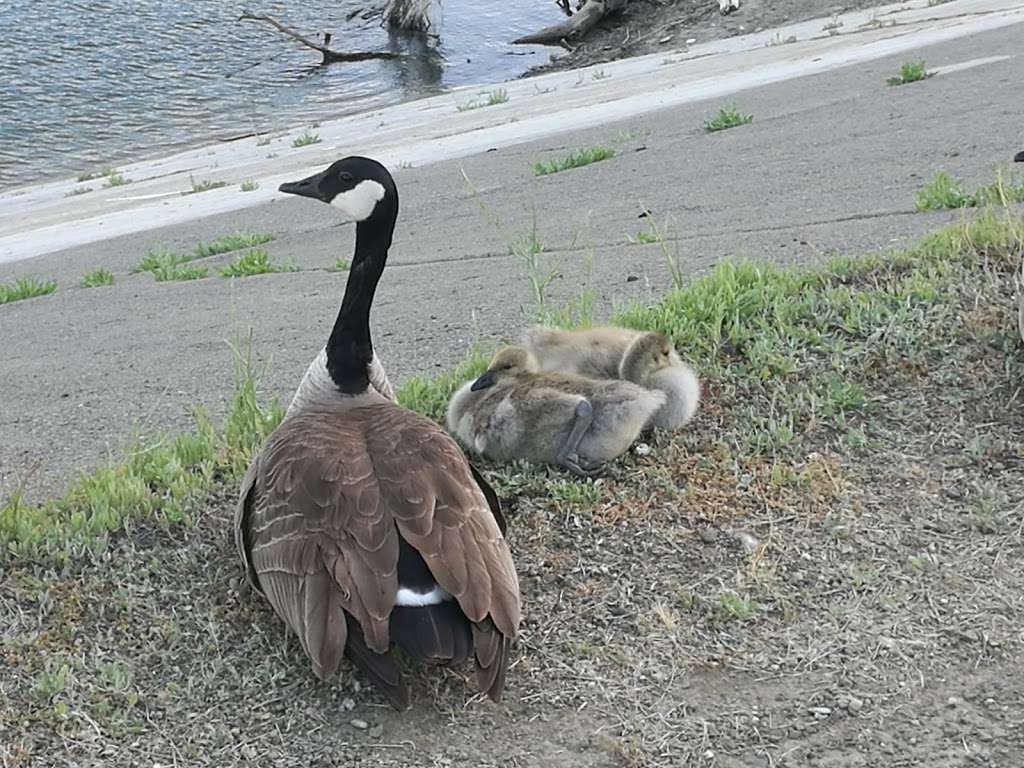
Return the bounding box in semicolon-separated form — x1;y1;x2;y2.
512;0;628;47
239;11;403;63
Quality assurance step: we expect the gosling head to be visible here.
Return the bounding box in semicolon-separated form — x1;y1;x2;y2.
470;346;538;391
279;156;396;223
638;332;675;370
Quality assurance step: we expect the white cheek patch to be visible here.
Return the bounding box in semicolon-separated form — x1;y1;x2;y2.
330;179;386;221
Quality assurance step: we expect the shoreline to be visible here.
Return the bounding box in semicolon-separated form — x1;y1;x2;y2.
3;0;1019;266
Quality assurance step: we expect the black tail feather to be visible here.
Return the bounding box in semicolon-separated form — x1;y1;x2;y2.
472;619;511;702
343;614;409;710
391;601;474;666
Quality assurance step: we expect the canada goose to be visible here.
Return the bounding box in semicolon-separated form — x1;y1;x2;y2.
235;157;520;710
1014;150;1024;162
523;326;700;431
446;345;665;476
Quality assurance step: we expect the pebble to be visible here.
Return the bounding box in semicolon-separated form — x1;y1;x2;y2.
947;695;962;708
369;724;384;739
698;527;718;544
341;697;356;711
809;706;832;719
847;696;864;713
633;442;652;456
350;718;368;730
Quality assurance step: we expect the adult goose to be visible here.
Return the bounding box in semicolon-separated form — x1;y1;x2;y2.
235;157;520;709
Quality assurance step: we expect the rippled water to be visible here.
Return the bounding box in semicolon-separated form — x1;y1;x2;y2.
0;0;553;189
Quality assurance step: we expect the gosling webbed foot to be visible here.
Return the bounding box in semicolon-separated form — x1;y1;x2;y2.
560;454;605;478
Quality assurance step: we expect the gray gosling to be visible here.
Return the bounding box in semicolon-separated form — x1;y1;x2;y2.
523;326;701;430
446;345;665;477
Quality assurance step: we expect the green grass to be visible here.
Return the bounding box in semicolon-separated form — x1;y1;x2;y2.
887;60;932;86
0;333;282;562
77;167;114;182
532;146;616;176
704;104;754;133
80;268;115;288
104;173;130;188
65;186;93;197
591;69;610;81
0;276;57;304
396;348;491;423
194;233;274;259
131;250;208;282
185;177;227;195
916;171;1024;211
291;130;321;148
217;250;297;278
456;88;509;112
240;180;259;192
330;258;351;272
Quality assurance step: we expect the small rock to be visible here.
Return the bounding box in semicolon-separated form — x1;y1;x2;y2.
947;695;962;708
809;706;832;719
341;697;356;711
698;527;718;544
847;696;864;713
735;531;760;553
369;724;384;739
350;718;368;730
634;442;651;456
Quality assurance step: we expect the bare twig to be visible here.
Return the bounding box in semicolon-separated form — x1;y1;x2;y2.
512;0;629;46
239;11;403;64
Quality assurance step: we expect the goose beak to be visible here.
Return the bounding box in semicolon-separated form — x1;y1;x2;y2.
470;370;496;392
279;171;327;201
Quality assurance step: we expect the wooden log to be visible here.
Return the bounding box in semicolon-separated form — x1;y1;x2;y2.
512;0;628;47
239;11;403;64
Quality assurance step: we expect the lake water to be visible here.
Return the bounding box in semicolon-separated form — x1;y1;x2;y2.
0;0;554;190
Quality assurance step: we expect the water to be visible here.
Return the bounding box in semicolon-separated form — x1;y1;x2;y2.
0;0;554;190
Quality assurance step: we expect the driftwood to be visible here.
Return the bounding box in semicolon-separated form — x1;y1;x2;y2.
239;11;403;63
513;0;628;46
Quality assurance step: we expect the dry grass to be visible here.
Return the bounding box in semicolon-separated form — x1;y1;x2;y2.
2;212;1023;766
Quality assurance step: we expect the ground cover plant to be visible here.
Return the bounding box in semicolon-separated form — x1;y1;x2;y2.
456;88;509;112
2;212;1022;766
704;104;754;132
79;268;115;288
131;249;209;282
887;59;931;86
916;170;1024;211
217;249;297;278
291;130;321;148
0;276;57;304
532;146;616;176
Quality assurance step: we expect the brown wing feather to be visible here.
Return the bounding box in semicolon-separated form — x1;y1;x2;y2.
237;402;520;698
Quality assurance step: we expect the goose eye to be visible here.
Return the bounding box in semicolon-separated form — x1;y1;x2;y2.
339;171;354;183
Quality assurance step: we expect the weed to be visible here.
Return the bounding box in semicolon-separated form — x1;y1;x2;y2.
887;60;931;86
291;130;321;148
626;230;660;245
194;233;274;259
916;171;1024;211
612;127;651;144
532;146;616;176
217;250;297;278
636;208;686;290
714;591;757;622
132;250;208;281
31;663;72;703
80;268;115;288
456;88;509;112
65;186;93;197
255;133;272;146
330;257;351;272
184;177;227;195
105;173;130;187
1;276;57;304
77;167;114;182
240;179;259;192
704;105;754;132
592;69;610;81
396;347;491;423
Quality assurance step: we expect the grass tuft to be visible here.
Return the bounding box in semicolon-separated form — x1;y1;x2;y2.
185;177;228;195
104;173;130;187
330;258;351;272
80;268;115;288
291;130;321;148
194;233;275;259
887;60;932;86
916;171;1024;211
132;250;208;282
65;186;93;197
456;88;509;112
532;146;616;176
0;276;57;304
217;250;297;278
704;104;754;132
240;179;259;192
76;167;114;182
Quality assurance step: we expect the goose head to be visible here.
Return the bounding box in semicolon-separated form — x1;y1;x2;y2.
279;156;397;226
470;346;538;391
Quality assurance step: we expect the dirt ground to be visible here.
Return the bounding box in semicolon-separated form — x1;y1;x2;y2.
3;212;1022;766
528;0;912;75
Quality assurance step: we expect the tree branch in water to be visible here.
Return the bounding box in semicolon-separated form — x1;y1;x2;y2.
239;11;403;64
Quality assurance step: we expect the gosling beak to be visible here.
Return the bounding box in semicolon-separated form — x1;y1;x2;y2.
279;170;329;202
470;370;496;392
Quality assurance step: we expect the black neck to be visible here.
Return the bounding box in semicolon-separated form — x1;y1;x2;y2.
325;201;396;394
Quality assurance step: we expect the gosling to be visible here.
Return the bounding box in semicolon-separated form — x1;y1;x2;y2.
446;346;665;476
522;326;701;430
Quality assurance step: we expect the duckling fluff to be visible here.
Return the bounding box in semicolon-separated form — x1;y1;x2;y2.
522;326;700;431
446;346;665;477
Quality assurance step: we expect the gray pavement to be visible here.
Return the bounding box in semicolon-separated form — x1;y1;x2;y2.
2;21;1022;498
